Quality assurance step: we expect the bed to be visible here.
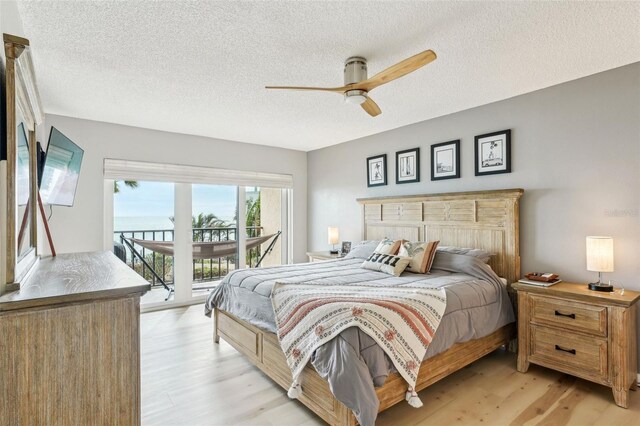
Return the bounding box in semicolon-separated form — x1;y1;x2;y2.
207;188;523;425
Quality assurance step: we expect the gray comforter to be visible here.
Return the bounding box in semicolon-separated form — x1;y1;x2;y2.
205;252;514;425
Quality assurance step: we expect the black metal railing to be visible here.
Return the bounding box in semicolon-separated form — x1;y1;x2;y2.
115;226;263;288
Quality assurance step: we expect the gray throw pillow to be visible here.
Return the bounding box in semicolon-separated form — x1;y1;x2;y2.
343;240;380;259
436;245;493;263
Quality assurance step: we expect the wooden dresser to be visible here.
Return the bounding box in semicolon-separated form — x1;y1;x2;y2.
513;281;639;408
0;251;150;425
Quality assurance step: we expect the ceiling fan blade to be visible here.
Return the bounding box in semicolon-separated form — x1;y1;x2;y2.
353;49;436;92
361;96;382;117
265;85;346;93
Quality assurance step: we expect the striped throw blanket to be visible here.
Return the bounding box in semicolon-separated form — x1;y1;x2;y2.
271;282;446;405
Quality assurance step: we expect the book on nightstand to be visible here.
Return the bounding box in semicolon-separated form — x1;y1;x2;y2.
517;278;562;287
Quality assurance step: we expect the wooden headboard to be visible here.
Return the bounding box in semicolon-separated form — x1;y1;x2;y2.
357;188;524;285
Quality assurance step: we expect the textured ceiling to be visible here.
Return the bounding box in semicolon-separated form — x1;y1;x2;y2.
16;1;640;151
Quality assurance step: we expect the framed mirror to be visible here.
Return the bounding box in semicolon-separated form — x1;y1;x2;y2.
16;121;34;260
2;34;43;293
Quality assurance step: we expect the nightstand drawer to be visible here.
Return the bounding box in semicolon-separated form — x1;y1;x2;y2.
530;295;607;336
530;325;608;382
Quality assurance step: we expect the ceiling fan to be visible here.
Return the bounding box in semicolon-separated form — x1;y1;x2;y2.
265;49;436;117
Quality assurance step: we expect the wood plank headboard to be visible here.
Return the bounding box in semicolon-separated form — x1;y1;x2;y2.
357;188;524;285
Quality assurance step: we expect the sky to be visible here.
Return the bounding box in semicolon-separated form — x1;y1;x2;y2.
114;181;238;221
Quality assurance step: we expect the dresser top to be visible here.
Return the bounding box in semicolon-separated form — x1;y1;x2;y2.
0;251;150;312
512;281;640;307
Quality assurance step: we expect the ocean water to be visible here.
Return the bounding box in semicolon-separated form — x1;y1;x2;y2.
114;216;175;232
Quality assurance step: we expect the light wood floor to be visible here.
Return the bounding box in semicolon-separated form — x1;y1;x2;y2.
141;305;639;425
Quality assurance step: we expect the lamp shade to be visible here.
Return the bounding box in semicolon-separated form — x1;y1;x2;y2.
328;227;339;245
586;236;614;272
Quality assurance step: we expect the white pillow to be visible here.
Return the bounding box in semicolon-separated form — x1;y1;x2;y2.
361;251;411;277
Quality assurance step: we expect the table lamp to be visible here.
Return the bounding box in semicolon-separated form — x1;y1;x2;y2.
586;236;614;292
328;227;339;254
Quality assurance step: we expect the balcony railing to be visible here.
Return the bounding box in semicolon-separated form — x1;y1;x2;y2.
114;226;262;288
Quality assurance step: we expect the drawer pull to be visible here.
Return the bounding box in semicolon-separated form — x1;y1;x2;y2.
554;310;575;319
555;345;576;355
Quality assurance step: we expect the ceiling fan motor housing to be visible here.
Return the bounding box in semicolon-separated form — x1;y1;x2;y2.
344;57;367;85
344;57;368;104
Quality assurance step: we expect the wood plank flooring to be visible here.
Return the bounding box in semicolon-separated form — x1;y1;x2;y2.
142;305;639;425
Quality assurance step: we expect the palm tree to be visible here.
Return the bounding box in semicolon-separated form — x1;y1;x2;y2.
191;213;228;229
169;213;230;242
114;180;139;193
232;195;261;229
192;213;229;242
245;195;261;231
242;195;262;266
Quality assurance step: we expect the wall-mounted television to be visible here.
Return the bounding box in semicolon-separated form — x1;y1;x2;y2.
39;127;84;207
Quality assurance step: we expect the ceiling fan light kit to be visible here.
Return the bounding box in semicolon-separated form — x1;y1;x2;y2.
344;90;368;105
266;49;437;117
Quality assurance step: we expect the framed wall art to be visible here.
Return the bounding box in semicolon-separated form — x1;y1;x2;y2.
367;154;387;187
395;148;419;184
431;140;460;181
474;129;511;176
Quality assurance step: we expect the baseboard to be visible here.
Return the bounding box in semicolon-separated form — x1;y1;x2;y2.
140;294;207;313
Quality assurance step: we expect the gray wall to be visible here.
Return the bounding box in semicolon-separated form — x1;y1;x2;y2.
43;114;308;263
309;62;639;287
308;63;640;364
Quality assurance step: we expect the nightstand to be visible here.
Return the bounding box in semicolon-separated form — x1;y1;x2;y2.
513;281;639;408
306;251;341;262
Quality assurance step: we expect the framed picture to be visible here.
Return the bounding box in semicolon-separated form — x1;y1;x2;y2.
340;241;352;256
475;129;511;176
367;154;387;187
395;148;420;184
431;140;460;181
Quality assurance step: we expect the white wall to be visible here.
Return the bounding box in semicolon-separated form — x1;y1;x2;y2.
0;1;25;60
42;114;308;263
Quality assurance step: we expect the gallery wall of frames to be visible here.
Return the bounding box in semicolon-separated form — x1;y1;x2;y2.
366;129;511;188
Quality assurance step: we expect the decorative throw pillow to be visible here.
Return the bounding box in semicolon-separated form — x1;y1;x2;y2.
361;251;411;277
398;240;440;274
374;238;402;255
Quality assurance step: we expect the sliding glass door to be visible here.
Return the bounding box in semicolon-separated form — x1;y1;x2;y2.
106;164;292;310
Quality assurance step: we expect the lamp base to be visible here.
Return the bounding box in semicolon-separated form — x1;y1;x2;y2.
588;282;614;292
329;249;339;254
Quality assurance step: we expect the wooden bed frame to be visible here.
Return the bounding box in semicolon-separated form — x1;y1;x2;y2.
214;188;524;425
